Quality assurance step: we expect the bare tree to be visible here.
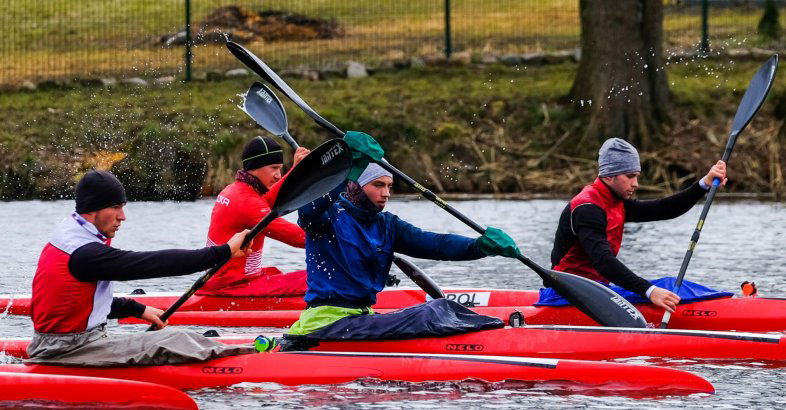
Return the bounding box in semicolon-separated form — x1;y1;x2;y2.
570;0;670;149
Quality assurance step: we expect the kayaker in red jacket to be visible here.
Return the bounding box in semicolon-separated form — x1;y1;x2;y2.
198;136;311;296
550;138;727;313
27;170;257;366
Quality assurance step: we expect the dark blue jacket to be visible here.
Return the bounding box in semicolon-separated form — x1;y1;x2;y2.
298;186;484;307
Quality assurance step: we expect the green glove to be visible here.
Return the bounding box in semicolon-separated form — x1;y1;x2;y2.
344;131;385;182
475;227;521;258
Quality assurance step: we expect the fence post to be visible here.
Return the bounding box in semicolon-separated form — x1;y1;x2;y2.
700;0;710;54
184;0;193;81
444;0;452;59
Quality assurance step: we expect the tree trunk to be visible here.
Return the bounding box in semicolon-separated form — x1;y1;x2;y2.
570;0;670;149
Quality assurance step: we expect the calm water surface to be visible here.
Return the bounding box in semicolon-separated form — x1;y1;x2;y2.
1;198;785;408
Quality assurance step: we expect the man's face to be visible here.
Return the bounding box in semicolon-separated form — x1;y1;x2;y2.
249;164;284;189
362;176;393;210
602;172;640;199
89;204;126;238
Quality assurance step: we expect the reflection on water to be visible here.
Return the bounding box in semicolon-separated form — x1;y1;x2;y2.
193;378;702;408
2;199;785;408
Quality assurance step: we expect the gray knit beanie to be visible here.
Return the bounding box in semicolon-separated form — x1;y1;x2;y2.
598;138;641;177
357;163;393;187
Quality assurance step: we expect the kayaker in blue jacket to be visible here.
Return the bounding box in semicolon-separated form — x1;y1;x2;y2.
283;132;520;347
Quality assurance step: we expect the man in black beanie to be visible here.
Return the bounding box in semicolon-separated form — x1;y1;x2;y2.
27;169;258;366
242;135;284;172
200;136;311;296
72;170;127;238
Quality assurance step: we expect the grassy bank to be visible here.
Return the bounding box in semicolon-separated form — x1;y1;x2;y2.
1;58;785;200
3;1;783;82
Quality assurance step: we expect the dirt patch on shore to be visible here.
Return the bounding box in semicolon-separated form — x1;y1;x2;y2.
162;5;345;45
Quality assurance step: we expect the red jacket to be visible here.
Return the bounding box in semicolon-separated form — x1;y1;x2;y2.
201;176;305;291
553;178;625;283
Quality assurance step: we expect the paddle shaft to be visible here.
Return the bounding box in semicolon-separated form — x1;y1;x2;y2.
281;132;299;150
231;43;478;238
661;56;779;328
383;160;551;279
227;40;651;326
392;256;446;300
148;211;278;330
660;142;735;328
228;41;523;258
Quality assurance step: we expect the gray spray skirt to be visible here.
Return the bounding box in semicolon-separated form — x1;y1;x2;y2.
26;324;256;367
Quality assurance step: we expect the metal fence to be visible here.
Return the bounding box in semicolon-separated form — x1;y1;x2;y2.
1;0;783;85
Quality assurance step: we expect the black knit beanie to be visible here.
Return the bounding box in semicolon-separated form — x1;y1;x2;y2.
241;136;283;171
75;170;127;214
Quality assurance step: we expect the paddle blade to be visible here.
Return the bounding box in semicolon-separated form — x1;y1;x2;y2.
543;269;648;328
226;41;344;137
271;138;351;215
729;55;779;143
243;82;289;137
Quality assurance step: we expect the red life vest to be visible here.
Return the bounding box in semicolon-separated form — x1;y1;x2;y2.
30;214;113;334
201;176;306;293
553;178;625;283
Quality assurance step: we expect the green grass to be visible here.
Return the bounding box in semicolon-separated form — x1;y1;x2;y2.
2;1;781;83
4;0;573;51
2;58;783;199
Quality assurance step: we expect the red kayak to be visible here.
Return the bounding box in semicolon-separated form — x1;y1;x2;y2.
0;371;197;409
0;338;26;359
118;306;527;327
4;326;785;362
521;297;786;331
116;298;786;332
0;287;537;315
264;326;786;362
0;351;713;395
4;288;783;331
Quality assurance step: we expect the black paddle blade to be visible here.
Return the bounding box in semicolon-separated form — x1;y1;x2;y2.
728;55;779;147
271;138;351;215
392;256;445;300
244;82;288;137
543;269;648;328
226;41;344;137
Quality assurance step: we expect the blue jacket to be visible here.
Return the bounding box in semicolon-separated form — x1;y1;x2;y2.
297;186;484;306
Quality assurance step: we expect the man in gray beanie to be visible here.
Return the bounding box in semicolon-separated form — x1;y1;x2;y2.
598;137;641;179
548;137;727;314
